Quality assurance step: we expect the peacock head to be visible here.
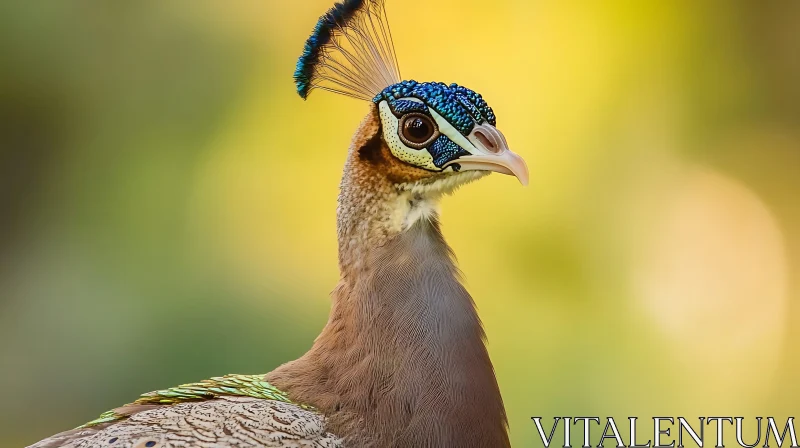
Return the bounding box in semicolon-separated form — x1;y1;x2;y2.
295;0;528;189
373;80;527;186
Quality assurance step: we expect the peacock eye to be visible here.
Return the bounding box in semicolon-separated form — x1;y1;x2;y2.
399;113;437;148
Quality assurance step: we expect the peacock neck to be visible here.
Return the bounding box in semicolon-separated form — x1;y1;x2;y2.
267;139;510;447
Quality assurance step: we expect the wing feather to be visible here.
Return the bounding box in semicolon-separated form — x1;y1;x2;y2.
28;374;342;448
29;397;342;448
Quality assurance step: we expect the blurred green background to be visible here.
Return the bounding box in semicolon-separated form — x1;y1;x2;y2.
2;1;799;446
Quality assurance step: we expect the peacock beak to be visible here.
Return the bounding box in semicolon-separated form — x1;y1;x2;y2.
444;123;529;186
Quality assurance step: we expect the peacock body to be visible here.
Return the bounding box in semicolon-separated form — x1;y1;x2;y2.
30;0;528;447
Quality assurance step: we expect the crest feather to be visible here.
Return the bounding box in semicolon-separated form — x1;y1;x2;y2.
295;0;401;100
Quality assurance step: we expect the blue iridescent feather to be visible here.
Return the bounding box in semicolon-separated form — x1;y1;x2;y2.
428;135;470;168
387;99;430;116
376;81;497;135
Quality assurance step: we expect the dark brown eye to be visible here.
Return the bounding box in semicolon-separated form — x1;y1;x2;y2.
399;113;437;148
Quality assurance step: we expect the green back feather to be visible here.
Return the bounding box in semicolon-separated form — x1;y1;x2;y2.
80;374;310;428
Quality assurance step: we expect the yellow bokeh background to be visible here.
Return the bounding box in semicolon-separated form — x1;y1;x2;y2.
1;1;799;446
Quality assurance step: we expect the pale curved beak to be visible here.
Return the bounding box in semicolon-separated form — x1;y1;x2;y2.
444;123;529;186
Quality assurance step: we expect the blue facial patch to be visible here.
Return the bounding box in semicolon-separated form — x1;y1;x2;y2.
428;134;470;168
375;81;496;135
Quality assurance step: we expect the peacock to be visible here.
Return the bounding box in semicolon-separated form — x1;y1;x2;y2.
30;0;528;447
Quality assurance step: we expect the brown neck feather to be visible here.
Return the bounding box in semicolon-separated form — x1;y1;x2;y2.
267;106;509;447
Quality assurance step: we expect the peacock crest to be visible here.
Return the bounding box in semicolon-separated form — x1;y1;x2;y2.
294;0;401;100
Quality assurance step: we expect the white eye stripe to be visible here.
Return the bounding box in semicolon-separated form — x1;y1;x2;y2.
427;108;479;156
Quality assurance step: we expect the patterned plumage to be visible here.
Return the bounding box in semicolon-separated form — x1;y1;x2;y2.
31;376;341;448
31;0;529;446
32;397;339;448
